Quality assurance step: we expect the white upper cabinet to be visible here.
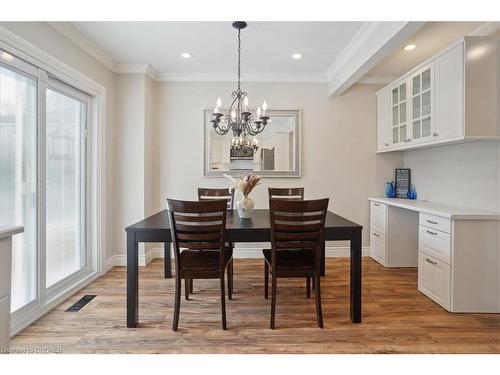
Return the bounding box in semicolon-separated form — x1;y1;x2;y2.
434;43;464;141
390;80;410;146
410;63;434;144
375;37;500;153
376;87;391;150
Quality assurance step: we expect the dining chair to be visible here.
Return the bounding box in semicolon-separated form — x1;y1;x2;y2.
167;198;233;331
268;187;313;295
268;187;304;200
264;198;329;329
196;188;235;299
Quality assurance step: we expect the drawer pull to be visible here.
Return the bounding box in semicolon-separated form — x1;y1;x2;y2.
373;203;380;207
426;230;438;236
426;258;438;265
426;219;438;225
372;232;380;237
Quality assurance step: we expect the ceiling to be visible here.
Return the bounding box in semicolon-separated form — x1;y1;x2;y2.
368;21;485;77
68;21;365;79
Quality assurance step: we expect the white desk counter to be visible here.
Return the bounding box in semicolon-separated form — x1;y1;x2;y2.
368;198;500;313
368;198;500;220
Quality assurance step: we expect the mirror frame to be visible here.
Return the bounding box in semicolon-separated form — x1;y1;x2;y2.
203;109;301;178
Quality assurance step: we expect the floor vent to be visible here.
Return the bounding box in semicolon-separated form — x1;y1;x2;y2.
65;295;96;312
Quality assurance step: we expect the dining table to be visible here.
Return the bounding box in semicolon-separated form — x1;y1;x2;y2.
125;208;363;328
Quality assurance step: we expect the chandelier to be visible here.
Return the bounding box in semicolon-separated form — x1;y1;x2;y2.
211;21;270;137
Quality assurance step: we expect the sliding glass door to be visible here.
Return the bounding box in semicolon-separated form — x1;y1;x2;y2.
0;49;93;330
0;61;37;314
45;84;88;291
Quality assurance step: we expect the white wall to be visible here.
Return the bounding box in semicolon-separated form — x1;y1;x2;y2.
155;81;403;248
403;141;500;211
0;22;118;262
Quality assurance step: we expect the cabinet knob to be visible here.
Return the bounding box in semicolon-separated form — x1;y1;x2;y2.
432;132;438;137
384;143;389;147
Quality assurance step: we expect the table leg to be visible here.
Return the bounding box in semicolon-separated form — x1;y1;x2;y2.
164;242;172;278
320;240;326;276
350;229;362;323
127;231;139;328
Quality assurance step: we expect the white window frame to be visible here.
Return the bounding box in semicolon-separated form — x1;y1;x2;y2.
0;25;107;336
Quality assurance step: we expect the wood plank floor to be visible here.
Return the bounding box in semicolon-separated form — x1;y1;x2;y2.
11;258;500;353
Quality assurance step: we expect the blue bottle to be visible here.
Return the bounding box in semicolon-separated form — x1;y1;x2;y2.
385;181;396;198
407;184;417;200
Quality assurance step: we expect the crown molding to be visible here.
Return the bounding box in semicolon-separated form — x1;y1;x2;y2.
468;21;500;36
47;22;119;72
116;63;159;81
357;75;399;85
156;72;327;83
326;21;425;96
325;22;381;82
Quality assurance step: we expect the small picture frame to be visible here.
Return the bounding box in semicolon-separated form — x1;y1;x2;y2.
395;168;411;198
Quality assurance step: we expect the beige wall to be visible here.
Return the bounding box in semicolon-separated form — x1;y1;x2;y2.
155;81;403;248
0;22;118;262
403;142;500;211
114;74;146;255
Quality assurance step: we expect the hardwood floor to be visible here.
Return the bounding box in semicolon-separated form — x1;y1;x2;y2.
11;258;500;353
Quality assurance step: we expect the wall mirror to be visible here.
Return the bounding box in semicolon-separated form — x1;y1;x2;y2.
204;109;301;177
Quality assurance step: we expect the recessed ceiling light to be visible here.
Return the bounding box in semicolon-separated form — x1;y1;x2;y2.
404;44;416;51
292;53;303;60
181;52;192;59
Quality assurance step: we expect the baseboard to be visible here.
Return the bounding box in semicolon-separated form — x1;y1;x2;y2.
104;246;370;268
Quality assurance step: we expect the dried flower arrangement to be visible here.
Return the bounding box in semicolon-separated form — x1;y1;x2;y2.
224;173;261;196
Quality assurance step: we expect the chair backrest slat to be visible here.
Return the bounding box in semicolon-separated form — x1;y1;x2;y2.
269;198;329;256
198;188;235;210
268;187;304;201
167;198;228;269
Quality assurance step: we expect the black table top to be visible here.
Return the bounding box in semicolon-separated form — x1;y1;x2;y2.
126;209;362;232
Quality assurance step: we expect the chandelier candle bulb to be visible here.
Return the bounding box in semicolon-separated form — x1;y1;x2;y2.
262;101;267;116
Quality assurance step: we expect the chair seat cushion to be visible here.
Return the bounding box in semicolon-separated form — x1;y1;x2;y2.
262;249;315;270
180;248;233;270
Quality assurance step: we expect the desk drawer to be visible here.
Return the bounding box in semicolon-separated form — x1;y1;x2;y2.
370;201;387;234
420;213;451;234
418;252;450;310
419;225;451;264
370;229;386;265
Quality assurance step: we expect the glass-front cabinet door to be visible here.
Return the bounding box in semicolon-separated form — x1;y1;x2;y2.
390;80;409;146
410;64;433;143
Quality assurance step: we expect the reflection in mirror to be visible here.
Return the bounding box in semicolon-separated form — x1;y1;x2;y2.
204;110;300;177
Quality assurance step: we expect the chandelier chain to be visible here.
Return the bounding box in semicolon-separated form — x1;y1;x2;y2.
237;28;241;91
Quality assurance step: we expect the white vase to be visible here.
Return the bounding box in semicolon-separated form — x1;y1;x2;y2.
236;194;254;219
